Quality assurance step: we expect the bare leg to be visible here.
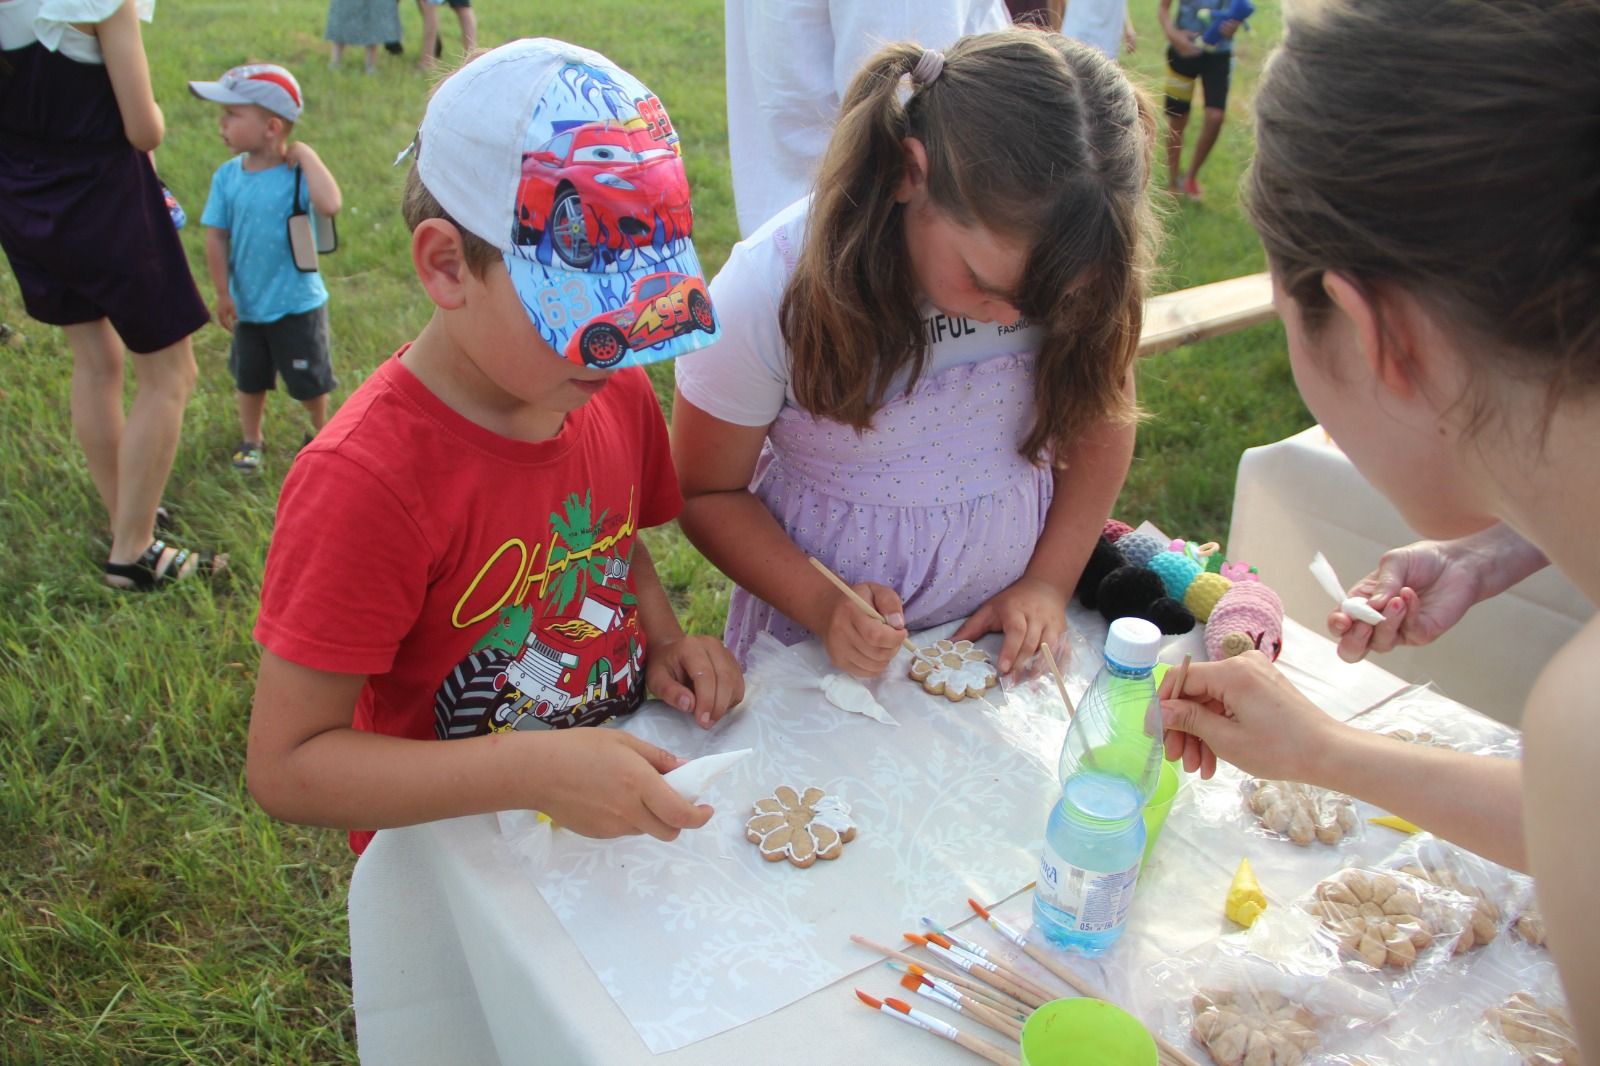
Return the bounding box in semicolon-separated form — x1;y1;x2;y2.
64;318;126;520
237;390;268;445
108;337;196;567
364;44;379;73
330;42;344;68
457;6;476;54
1165;110;1188;190
300;393;330;432
417;0;439;69
1186;107;1226;184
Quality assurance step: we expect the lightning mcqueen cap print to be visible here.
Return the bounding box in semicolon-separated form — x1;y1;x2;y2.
413;39;719;369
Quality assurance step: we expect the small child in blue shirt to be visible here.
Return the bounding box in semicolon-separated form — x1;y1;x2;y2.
190;64;343;474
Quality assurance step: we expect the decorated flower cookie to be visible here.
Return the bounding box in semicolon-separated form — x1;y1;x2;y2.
907;639;998;701
745;785;856;868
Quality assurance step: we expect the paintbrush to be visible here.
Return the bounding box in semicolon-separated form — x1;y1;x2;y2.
807;557;920;655
849;935;1030;1017
854;990;1020;1066
965;899;1206;1066
920;917;1056;1004
897;971;1026;1041
905;932;1047;1010
889;961;1029;1024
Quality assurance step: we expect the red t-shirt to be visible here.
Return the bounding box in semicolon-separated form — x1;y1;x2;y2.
255;351;683;851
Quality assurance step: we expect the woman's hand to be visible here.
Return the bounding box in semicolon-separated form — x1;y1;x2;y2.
1159;652;1340;783
822;582;907;678
1328;540;1481;662
952;575;1068;679
647;635;745;729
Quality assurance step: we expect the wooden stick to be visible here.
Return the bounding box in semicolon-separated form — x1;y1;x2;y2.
886;997;1020;1066
902;973;1025;1042
807;557;919;655
1039;642;1075;720
850;936;1031;1017
1161;653;1193;754
957;995;1026;1042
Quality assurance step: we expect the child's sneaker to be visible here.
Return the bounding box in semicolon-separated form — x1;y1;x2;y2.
1183;175;1205;202
231;441;263;474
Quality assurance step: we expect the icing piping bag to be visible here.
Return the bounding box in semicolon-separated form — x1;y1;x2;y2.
663;748;753;802
1309;552;1385;625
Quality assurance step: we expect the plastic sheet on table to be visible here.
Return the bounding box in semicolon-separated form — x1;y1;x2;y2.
1347;683;1522;759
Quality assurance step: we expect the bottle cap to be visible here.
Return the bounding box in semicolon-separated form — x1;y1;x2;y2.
1104;617;1161;672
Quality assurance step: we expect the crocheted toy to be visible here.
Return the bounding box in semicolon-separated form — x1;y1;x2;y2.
1078;521;1284;659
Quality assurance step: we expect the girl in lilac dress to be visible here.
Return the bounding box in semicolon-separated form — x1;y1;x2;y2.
673;29;1157;676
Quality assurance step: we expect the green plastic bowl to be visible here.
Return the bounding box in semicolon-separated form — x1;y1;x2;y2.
1021;997;1159;1066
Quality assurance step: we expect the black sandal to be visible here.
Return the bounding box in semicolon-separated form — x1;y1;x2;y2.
103;539;224;591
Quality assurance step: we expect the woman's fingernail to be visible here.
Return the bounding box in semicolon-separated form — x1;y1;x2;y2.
999;659;1011;673
885;612;905;628
677;695;692;711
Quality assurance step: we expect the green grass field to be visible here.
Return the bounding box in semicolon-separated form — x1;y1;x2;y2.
0;3;1308;1060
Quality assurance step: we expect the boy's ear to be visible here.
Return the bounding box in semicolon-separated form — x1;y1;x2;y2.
411;219;472;310
1321;271;1420;401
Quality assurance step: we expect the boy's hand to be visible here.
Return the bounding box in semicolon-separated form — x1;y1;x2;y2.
648;635;745;728
214;294;237;332
535;730;712;840
283;141;311;166
952;574;1068;680
822;582;907;678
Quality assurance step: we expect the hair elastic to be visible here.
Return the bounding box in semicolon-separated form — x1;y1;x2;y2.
910;48;945;88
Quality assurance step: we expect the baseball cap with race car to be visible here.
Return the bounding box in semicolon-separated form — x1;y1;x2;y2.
409;38;720;369
188;63;304;123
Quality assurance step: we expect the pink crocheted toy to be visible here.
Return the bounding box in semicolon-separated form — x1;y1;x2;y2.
1205;581;1285;661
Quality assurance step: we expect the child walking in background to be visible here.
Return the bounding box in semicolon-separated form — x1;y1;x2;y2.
246;40;743;854
416;0;474;70
190;64;341;475
325;0;400;73
1158;0;1240;201
0;0;222;590
672;29;1158;678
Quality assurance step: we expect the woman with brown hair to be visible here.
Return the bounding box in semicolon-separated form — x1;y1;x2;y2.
673;29;1158;678
1159;1;1597;1052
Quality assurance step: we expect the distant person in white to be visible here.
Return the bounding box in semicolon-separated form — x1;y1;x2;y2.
1061;0;1136;60
723;0;1009;238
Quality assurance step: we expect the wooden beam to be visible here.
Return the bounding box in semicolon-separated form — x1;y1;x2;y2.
1138;272;1277;357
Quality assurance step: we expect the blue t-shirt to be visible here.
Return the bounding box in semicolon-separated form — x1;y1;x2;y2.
1175;0;1233;52
201;157;328;323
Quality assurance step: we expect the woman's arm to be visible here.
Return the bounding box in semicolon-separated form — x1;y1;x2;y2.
95;0;163;151
1161;653;1527;869
1520;624;1600;1059
671;390;907;675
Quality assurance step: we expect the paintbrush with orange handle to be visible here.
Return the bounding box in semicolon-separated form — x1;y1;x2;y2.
897;971;1026;1042
906;932;1047;1010
850;935;1031;1017
965;899;1206;1066
855;990;1020;1066
920;917;1057;1005
892;960;1029;1025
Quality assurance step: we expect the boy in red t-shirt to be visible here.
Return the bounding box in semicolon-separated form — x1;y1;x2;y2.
246;39;739;852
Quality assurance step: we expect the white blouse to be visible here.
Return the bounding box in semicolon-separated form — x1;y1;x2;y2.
0;0;154;65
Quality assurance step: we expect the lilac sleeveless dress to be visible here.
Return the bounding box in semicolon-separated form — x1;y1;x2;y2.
724;350;1053;662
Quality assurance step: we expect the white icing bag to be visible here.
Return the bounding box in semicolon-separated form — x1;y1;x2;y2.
1309;551;1385;625
663;748;753;802
746;632;898;726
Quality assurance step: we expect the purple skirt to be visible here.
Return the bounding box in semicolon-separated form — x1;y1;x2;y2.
725;351;1053;662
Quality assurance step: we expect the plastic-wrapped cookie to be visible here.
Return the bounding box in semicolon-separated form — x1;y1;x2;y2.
745;785;856;868
908;639;997;702
1484;992;1579;1065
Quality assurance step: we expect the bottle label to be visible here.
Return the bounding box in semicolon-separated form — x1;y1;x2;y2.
1038;842;1141;934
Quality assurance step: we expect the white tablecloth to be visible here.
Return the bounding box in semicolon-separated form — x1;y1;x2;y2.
1228;425;1592;725
350;602;1553;1066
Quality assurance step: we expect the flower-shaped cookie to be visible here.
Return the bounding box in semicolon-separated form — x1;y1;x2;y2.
1303;869;1448;970
1192;987;1320;1066
1485;993;1579;1065
1395;861;1500;954
908;639;997;701
745;785;856;868
1243;778;1358;846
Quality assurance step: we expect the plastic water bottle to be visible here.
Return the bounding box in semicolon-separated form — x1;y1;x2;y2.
1033;617;1164;955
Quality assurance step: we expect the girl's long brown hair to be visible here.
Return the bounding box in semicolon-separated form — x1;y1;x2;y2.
779;29;1158;464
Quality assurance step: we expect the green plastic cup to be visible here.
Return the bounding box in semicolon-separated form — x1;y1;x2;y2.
1141;759;1181;864
1020;997;1158;1066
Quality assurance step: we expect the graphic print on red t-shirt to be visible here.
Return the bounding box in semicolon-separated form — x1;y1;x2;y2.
433;486;648;737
